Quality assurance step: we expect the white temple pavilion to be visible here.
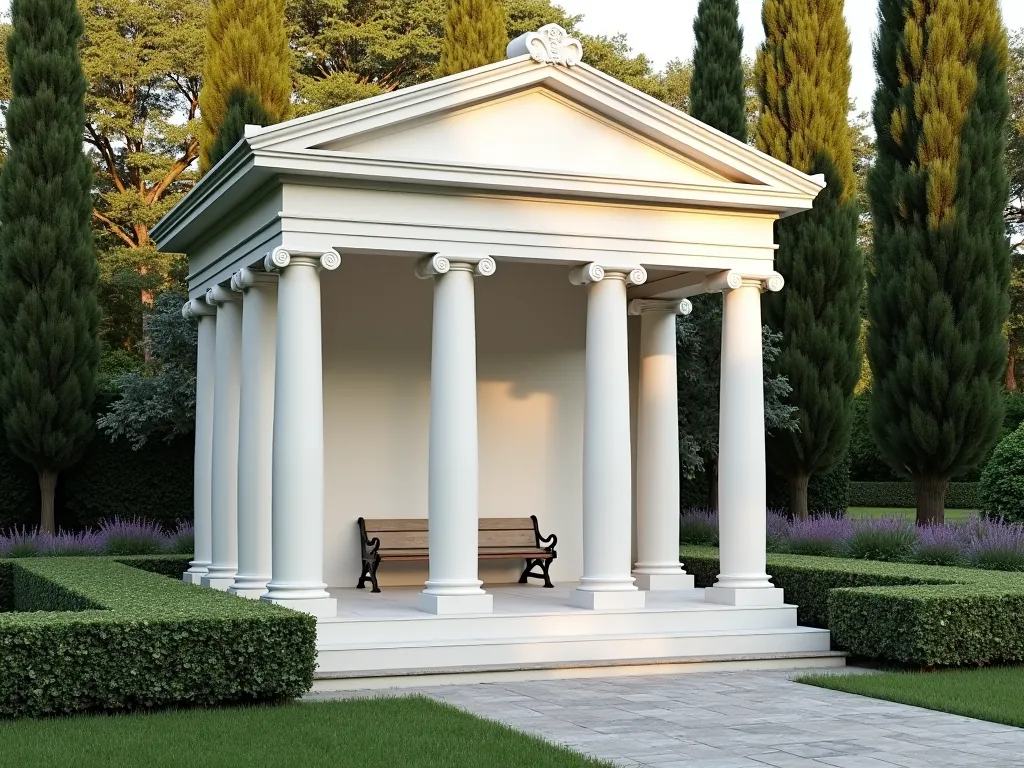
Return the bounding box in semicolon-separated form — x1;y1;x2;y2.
152;25;840;683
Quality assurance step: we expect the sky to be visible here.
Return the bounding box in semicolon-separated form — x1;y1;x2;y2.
558;0;1024;112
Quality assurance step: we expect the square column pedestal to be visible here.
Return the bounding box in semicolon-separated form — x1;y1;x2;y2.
417;592;494;615
570;589;646;610
633;572;696;591
705;585;785;606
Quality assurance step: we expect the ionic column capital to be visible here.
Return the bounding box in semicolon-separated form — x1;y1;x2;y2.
628;298;693;317
569;263;647;287
182;297;217;320
231;267;279;293
264;247;342;273
415;254;496;279
702;270;785;294
206;284;240;307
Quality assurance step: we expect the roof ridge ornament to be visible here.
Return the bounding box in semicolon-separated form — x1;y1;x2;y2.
506;24;583;67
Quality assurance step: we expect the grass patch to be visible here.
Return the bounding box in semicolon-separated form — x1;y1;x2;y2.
798;667;1024;728
847;507;974;523
0;697;609;768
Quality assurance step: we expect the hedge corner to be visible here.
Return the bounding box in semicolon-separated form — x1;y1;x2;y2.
0;556;317;719
681;545;1024;667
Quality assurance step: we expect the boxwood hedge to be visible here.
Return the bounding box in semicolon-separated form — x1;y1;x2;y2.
0;556;317;719
682;545;1024;667
848;481;978;509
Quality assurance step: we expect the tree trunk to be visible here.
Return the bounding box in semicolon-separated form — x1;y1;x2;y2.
38;468;58;533
707;458;719;511
788;471;810;521
1006;354;1017;391
913;475;948;525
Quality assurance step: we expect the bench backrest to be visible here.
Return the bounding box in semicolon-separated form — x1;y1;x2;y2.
362;518;537;551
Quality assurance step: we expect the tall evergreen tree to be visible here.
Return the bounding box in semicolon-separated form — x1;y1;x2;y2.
756;0;862;520
869;0;1011;524
438;0;508;77
0;0;101;532
690;0;745;143
199;0;292;173
207;89;273;168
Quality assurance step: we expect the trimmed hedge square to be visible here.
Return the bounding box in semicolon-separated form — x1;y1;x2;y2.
848;481;978;509
682;545;1024;667
0;556;317;718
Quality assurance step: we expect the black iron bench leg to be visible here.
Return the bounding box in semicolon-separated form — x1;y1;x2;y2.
519;558;554;588
357;560;370;589
540;558;554;588
369;555;382;593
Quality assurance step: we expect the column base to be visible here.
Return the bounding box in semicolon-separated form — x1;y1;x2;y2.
261;595;338;618
417;592;493;615
227;584;268;600
200;570;237;591
632;571;695;591
182;569;207;585
704;586;785;606
570;588;646;610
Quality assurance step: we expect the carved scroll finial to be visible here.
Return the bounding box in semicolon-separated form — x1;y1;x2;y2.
506;24;583;67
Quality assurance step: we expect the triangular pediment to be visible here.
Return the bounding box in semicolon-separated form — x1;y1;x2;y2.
314;88;735;186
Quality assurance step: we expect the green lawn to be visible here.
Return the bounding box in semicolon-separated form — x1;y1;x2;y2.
798;667;1024;728
0;697;610;768
847;507;974;523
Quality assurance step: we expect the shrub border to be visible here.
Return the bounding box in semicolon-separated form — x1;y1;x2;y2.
682;545;1024;666
849;481;978;509
0;555;316;718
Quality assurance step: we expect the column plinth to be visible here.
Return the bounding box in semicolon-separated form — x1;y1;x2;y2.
417;255;495;616
182;299;217;584
260;249;340;618
631;298;695;592
705;272;785;607
229;268;278;600
202;285;242;591
570;263;646;610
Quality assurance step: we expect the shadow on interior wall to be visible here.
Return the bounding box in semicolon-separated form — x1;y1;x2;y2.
0;430;194;531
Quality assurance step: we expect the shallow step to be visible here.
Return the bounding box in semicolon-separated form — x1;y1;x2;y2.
315;626;833;676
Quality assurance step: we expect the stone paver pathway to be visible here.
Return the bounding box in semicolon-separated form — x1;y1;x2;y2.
310;670;1024;767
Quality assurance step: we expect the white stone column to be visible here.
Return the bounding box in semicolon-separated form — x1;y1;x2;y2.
260;248;340;618
705;271;786;606
630;298;696;591
416;254;496;616
201;284;243;590
569;263;647;610
228;268;278;599
182;298;217;584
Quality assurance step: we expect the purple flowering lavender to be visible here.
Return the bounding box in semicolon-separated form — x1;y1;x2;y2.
915;523;972;566
166;521;195;556
97;517;170;556
784;515;854;557
678;509;718;546
847;516;918;562
966;519;1024;572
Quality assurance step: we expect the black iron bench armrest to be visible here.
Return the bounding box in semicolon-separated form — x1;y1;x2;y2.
357;517;381;557
530;515;557;553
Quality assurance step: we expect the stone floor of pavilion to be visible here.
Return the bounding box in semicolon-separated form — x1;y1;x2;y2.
314;583;842;685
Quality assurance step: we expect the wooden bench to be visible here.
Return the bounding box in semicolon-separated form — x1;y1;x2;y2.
356;516;557;593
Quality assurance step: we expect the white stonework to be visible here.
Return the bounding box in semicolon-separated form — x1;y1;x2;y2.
152;26;829;674
506;24;584;67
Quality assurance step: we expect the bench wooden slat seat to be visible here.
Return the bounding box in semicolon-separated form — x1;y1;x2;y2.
357;516;557;593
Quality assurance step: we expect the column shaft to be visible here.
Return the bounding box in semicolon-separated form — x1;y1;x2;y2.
632;303;694;591
184;303;216;584
261;253;337;617
229;271;278;599
571;267;645;610
202;288;243;590
705;282;783;606
418;257;493;615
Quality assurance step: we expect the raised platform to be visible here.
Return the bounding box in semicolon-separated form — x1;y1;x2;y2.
316;584;837;682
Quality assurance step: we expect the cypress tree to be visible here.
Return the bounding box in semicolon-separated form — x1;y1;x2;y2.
869;0;1010;524
756;0;863;520
0;0;101;532
684;0;748;508
690;0;745;143
199;0;292;173
438;0;508;77
207;90;273;168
